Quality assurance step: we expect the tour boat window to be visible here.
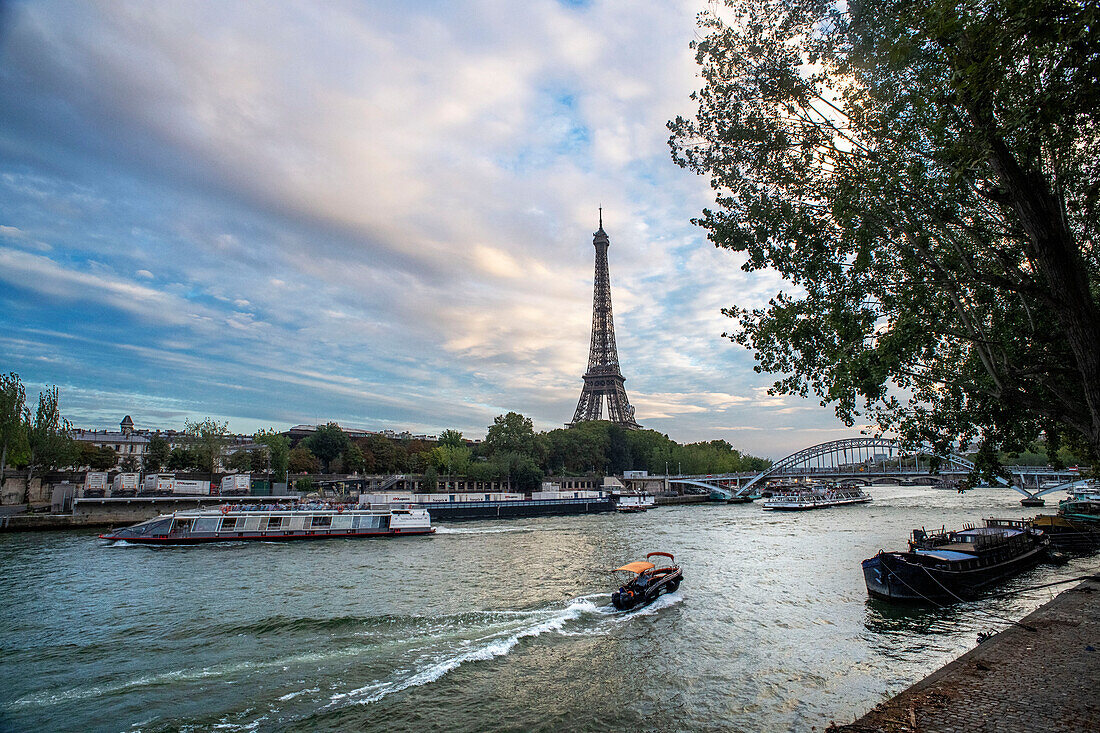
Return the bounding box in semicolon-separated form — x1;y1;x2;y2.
310;515;331;528
193;517;220;533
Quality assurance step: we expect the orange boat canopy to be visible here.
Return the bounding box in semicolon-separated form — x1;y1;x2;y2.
614;561;655;574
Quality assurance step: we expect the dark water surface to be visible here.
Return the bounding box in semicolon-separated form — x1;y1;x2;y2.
2;486;1097;732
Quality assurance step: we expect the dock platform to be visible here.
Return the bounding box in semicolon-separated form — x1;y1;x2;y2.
831;575;1100;732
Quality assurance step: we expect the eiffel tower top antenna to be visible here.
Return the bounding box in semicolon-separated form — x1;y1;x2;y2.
599;206;602;229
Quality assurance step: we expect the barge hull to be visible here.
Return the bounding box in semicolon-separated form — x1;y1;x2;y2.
863;543;1048;603
100;527;435;544
417;498;615;521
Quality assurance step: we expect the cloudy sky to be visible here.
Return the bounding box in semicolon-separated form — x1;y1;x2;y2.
0;0;858;459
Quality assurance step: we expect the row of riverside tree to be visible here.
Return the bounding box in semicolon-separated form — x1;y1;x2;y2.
0;373;77;501
282;412;771;491
0;369;770;495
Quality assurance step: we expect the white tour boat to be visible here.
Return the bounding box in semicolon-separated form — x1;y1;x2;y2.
100;503;434;544
762;485;872;511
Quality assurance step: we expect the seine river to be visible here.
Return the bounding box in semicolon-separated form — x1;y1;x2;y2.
2;486;1097;732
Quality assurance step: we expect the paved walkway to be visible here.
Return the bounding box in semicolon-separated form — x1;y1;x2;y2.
831;576;1100;732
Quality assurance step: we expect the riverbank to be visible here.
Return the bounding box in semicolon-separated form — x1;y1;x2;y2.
830;575;1100;732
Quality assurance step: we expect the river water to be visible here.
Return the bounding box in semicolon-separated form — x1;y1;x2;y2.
2;485;1097;732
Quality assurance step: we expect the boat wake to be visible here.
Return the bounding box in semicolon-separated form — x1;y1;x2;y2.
11;592;683;727
328;596;599;707
326;590;681;710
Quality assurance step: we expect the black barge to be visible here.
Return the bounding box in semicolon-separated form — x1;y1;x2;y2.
862;520;1049;603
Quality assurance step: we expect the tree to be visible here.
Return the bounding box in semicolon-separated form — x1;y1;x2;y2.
669;0;1100;472
167;446;201;472
143;432;170;473
304;423;350;473
429;443;472;476
288;445;319;474
120;455;139;472
485;412;538;458
80;444;118;471
255;429;290;482
343;442;366;474
0;372;27;489
226;449;255;473
422;465;439;492
366;434;398;473
184;418;229;477
438;429;465;448
25;386;77;499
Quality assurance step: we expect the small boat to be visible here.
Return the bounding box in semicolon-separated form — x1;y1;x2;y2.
861;519;1049;603
611;552;682;610
99;503;434;544
616;493;656;512
1058;495;1100;524
1029;514;1100;553
762;484;871;511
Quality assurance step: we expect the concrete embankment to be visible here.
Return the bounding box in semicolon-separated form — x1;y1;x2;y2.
830;575;1100;732
0;496;297;532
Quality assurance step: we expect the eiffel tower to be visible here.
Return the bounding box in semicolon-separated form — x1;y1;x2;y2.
568;211;641;429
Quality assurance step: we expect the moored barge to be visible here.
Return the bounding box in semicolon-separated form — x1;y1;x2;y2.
862;519;1049;603
100;504;434;544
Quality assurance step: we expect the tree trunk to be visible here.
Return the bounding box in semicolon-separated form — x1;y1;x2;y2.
24;453;35;504
984;135;1100;457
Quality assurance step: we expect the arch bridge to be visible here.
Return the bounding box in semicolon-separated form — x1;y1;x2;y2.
659;438;1079;503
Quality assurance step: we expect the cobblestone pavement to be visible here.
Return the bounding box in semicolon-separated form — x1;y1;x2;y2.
830;576;1100;733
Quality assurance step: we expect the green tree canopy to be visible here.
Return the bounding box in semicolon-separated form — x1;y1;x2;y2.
343;442;366;474
429;443;472;476
669;0;1100;470
167;446;201;472
437;429;465;448
80;444;119;471
0;372;28;486
225;449;255;473
184;418;229;477
143;432;170;473
26;386;77;493
255;429;290;482
288;445;319;474
304;423;351;473
485;412;538;458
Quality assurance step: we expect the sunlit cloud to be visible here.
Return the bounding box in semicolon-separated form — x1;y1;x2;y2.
0;0;855;459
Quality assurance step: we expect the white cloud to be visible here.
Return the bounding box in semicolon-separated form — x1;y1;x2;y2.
0;0;852;458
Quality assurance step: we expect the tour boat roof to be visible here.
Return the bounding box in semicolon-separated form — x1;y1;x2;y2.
615;561;655;574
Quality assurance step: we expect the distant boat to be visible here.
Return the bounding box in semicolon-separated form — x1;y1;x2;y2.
615;493;656;512
762;485;871;511
100;503;434;544
861;520;1049;603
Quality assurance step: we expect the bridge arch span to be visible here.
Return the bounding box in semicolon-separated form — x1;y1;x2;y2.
738;438;979;495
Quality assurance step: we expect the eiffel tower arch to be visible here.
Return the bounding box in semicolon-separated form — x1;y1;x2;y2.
568;212;641;429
